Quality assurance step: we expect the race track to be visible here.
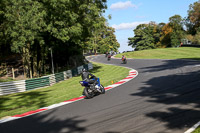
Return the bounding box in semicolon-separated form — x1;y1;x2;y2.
1;55;200;133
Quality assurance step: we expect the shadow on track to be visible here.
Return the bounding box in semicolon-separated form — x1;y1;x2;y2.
140;59;200;73
131;59;200;130
0;109;87;133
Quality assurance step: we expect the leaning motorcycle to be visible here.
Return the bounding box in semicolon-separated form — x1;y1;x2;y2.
122;58;127;64
79;77;105;99
107;55;111;61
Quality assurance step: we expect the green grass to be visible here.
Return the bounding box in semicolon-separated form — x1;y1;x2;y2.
192;126;200;133
0;62;130;119
116;47;200;60
0;77;16;82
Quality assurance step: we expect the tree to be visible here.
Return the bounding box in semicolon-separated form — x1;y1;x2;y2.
192;32;200;44
128;23;156;51
156;22;166;48
86;16;107;54
186;0;200;35
159;23;173;47
98;26;120;53
1;0;109;78
168;15;185;47
3;0;46;78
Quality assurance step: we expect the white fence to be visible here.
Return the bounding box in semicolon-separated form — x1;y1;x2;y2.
0;80;26;95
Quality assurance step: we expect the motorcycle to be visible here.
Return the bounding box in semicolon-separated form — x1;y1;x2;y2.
122;58;127;64
107;55;111;61
79;77;105;99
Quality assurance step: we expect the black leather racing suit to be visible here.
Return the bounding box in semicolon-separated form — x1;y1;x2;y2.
81;71;97;85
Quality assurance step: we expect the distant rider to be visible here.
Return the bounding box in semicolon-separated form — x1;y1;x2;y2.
122;55;126;61
107;53;111;60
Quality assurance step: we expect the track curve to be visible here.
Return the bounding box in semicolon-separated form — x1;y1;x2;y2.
1;55;200;133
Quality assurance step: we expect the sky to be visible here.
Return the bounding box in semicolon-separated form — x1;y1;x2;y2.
103;0;198;52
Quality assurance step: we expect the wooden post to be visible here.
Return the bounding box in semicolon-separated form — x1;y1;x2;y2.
5;63;8;77
6;68;8;77
12;67;15;79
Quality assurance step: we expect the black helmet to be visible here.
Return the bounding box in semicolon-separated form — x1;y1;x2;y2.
82;68;86;72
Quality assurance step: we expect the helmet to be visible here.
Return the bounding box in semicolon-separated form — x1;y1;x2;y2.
82;68;86;72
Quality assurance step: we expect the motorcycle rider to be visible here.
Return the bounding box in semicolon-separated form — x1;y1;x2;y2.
107;53;111;60
81;68;99;90
121;55;127;63
122;55;126;61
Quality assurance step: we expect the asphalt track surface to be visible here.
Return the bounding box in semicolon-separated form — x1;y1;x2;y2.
1;55;200;133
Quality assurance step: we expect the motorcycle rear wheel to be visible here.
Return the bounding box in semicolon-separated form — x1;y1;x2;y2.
84;87;94;99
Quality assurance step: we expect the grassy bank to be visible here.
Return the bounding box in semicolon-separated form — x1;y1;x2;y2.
116;47;200;60
0;77;16;82
0;62;130;119
193;126;200;133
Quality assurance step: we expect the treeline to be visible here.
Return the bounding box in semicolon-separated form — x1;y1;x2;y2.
0;0;119;78
128;0;200;51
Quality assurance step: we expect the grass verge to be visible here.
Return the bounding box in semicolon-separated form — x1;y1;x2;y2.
0;77;16;82
192;126;200;133
0;62;130;119
116;47;200;60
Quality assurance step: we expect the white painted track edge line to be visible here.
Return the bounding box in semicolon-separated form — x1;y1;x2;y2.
184;121;200;133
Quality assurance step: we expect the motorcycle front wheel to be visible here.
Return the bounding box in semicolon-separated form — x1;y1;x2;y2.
84;87;94;99
100;84;105;94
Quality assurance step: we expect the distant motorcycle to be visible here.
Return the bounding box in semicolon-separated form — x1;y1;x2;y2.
122;58;127;64
107;55;111;61
79;77;105;99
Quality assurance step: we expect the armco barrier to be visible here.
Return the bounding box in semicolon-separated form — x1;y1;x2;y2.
83;64;89;71
55;72;64;83
0;63;93;96
77;66;84;75
0;80;26;95
72;68;78;77
49;74;56;86
64;70;72;79
25;77;50;91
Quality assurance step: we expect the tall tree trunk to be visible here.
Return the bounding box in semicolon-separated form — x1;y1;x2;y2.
22;43;32;79
27;43;32;79
22;47;27;79
33;55;37;77
41;46;47;76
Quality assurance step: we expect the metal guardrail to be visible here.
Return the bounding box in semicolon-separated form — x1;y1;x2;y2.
0;80;26;95
0;63;93;96
25;77;50;91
